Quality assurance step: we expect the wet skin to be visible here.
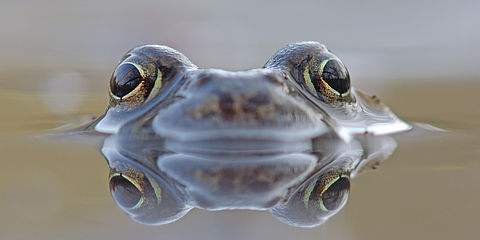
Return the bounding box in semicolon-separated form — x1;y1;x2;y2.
88;41;410;227
94;41;410;141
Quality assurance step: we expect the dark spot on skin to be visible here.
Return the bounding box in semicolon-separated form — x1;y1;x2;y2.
219;94;235;121
248;92;270;106
193;73;211;87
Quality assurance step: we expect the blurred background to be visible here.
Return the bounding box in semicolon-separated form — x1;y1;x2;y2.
1;0;479;239
3;0;480;80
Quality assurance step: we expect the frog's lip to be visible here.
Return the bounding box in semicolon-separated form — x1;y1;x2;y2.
151;124;330;143
163;137;314;154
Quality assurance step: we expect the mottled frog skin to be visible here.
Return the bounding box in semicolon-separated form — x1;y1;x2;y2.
88;42;410;227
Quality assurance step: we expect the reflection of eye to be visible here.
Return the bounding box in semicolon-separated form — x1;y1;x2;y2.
269;171;350;227
304;174;350;212
110;175;143;209
107;166;190;225
319;176;350;211
108;168;161;212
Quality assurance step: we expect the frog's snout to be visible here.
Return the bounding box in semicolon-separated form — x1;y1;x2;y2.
151;70;326;141
182;88;281;125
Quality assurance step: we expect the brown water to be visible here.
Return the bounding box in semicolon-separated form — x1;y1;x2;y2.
2;0;480;239
2;70;479;240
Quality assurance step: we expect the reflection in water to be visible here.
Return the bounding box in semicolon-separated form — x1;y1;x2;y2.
101;133;397;227
84;42;408;228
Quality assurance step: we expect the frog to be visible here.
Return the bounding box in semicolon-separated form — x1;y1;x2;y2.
84;41;411;227
92;41;411;142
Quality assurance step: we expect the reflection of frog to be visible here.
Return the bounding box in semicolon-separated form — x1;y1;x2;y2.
87;41;410;227
104;133;398;227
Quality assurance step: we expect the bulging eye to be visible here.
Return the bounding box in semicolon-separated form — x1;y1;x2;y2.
106;45;196;111
110;63;145;98
108;61;162;110
303;56;352;104
320;59;350;96
263;41;354;105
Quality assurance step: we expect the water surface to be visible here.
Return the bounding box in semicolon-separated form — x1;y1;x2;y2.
1;68;479;239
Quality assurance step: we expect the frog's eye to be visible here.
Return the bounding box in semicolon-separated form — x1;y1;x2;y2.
302;57;351;104
264;41;353;105
305;175;350;212
108;45;196;110
109;61;163;110
307;58;350;97
110;63;147;98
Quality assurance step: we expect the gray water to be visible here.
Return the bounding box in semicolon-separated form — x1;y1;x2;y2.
1;1;480;239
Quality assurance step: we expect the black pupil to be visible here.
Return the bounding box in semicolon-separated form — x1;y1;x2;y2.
322;177;350;211
110;176;142;209
110;63;142;97
321;60;350;94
